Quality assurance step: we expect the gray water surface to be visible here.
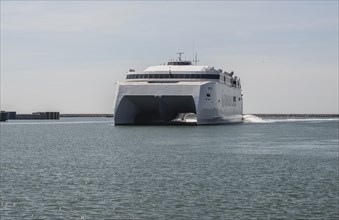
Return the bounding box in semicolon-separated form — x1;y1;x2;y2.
1;117;338;219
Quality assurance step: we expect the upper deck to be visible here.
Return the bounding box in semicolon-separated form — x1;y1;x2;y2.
124;57;241;89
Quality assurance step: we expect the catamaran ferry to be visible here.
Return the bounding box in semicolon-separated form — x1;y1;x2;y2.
113;53;243;125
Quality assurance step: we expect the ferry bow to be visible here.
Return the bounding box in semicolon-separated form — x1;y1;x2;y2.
114;54;243;125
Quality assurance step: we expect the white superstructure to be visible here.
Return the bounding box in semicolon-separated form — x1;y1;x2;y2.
114;54;243;125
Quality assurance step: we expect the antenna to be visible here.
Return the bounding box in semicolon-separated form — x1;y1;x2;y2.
192;41;195;65
194;53;199;65
177;52;184;61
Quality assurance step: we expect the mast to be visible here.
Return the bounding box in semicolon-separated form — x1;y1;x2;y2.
194;53;199;65
192;41;195;65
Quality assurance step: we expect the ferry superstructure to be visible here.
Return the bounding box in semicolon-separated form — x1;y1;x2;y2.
113;54;243;125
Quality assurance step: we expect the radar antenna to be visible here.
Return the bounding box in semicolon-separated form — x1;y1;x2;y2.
177;52;184;61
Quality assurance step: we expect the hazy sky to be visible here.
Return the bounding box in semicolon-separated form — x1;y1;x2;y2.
1;1;338;114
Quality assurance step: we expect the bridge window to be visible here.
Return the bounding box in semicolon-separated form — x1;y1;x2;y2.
126;73;220;80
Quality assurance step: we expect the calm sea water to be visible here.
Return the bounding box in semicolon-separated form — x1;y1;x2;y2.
1;116;338;219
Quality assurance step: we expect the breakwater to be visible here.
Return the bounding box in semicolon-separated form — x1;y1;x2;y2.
62;114;337;118
60;114;113;117
253;114;339;118
0;111;60;121
1;112;337;122
60;114;337;118
16;112;60;120
0;112;8;121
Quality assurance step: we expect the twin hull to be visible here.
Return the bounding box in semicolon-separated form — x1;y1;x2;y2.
114;81;243;125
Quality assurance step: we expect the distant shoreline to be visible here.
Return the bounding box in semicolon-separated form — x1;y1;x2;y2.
58;114;339;118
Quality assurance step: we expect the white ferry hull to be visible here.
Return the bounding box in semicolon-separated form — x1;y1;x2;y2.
114;81;243;125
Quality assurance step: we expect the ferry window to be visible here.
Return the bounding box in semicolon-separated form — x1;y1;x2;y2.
154;74;159;78
233;96;236;102
209;75;217;79
239;97;241;101
149;74;154;79
206;94;210;97
164;74;170;78
184;74;190;78
159;74;164;78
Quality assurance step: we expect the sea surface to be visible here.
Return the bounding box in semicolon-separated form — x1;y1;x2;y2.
0;116;338;219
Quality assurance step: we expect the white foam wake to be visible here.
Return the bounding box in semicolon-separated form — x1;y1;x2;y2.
242;115;267;123
243;115;339;123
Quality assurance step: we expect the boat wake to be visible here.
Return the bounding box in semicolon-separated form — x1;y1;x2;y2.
242;115;267;123
243;115;338;123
